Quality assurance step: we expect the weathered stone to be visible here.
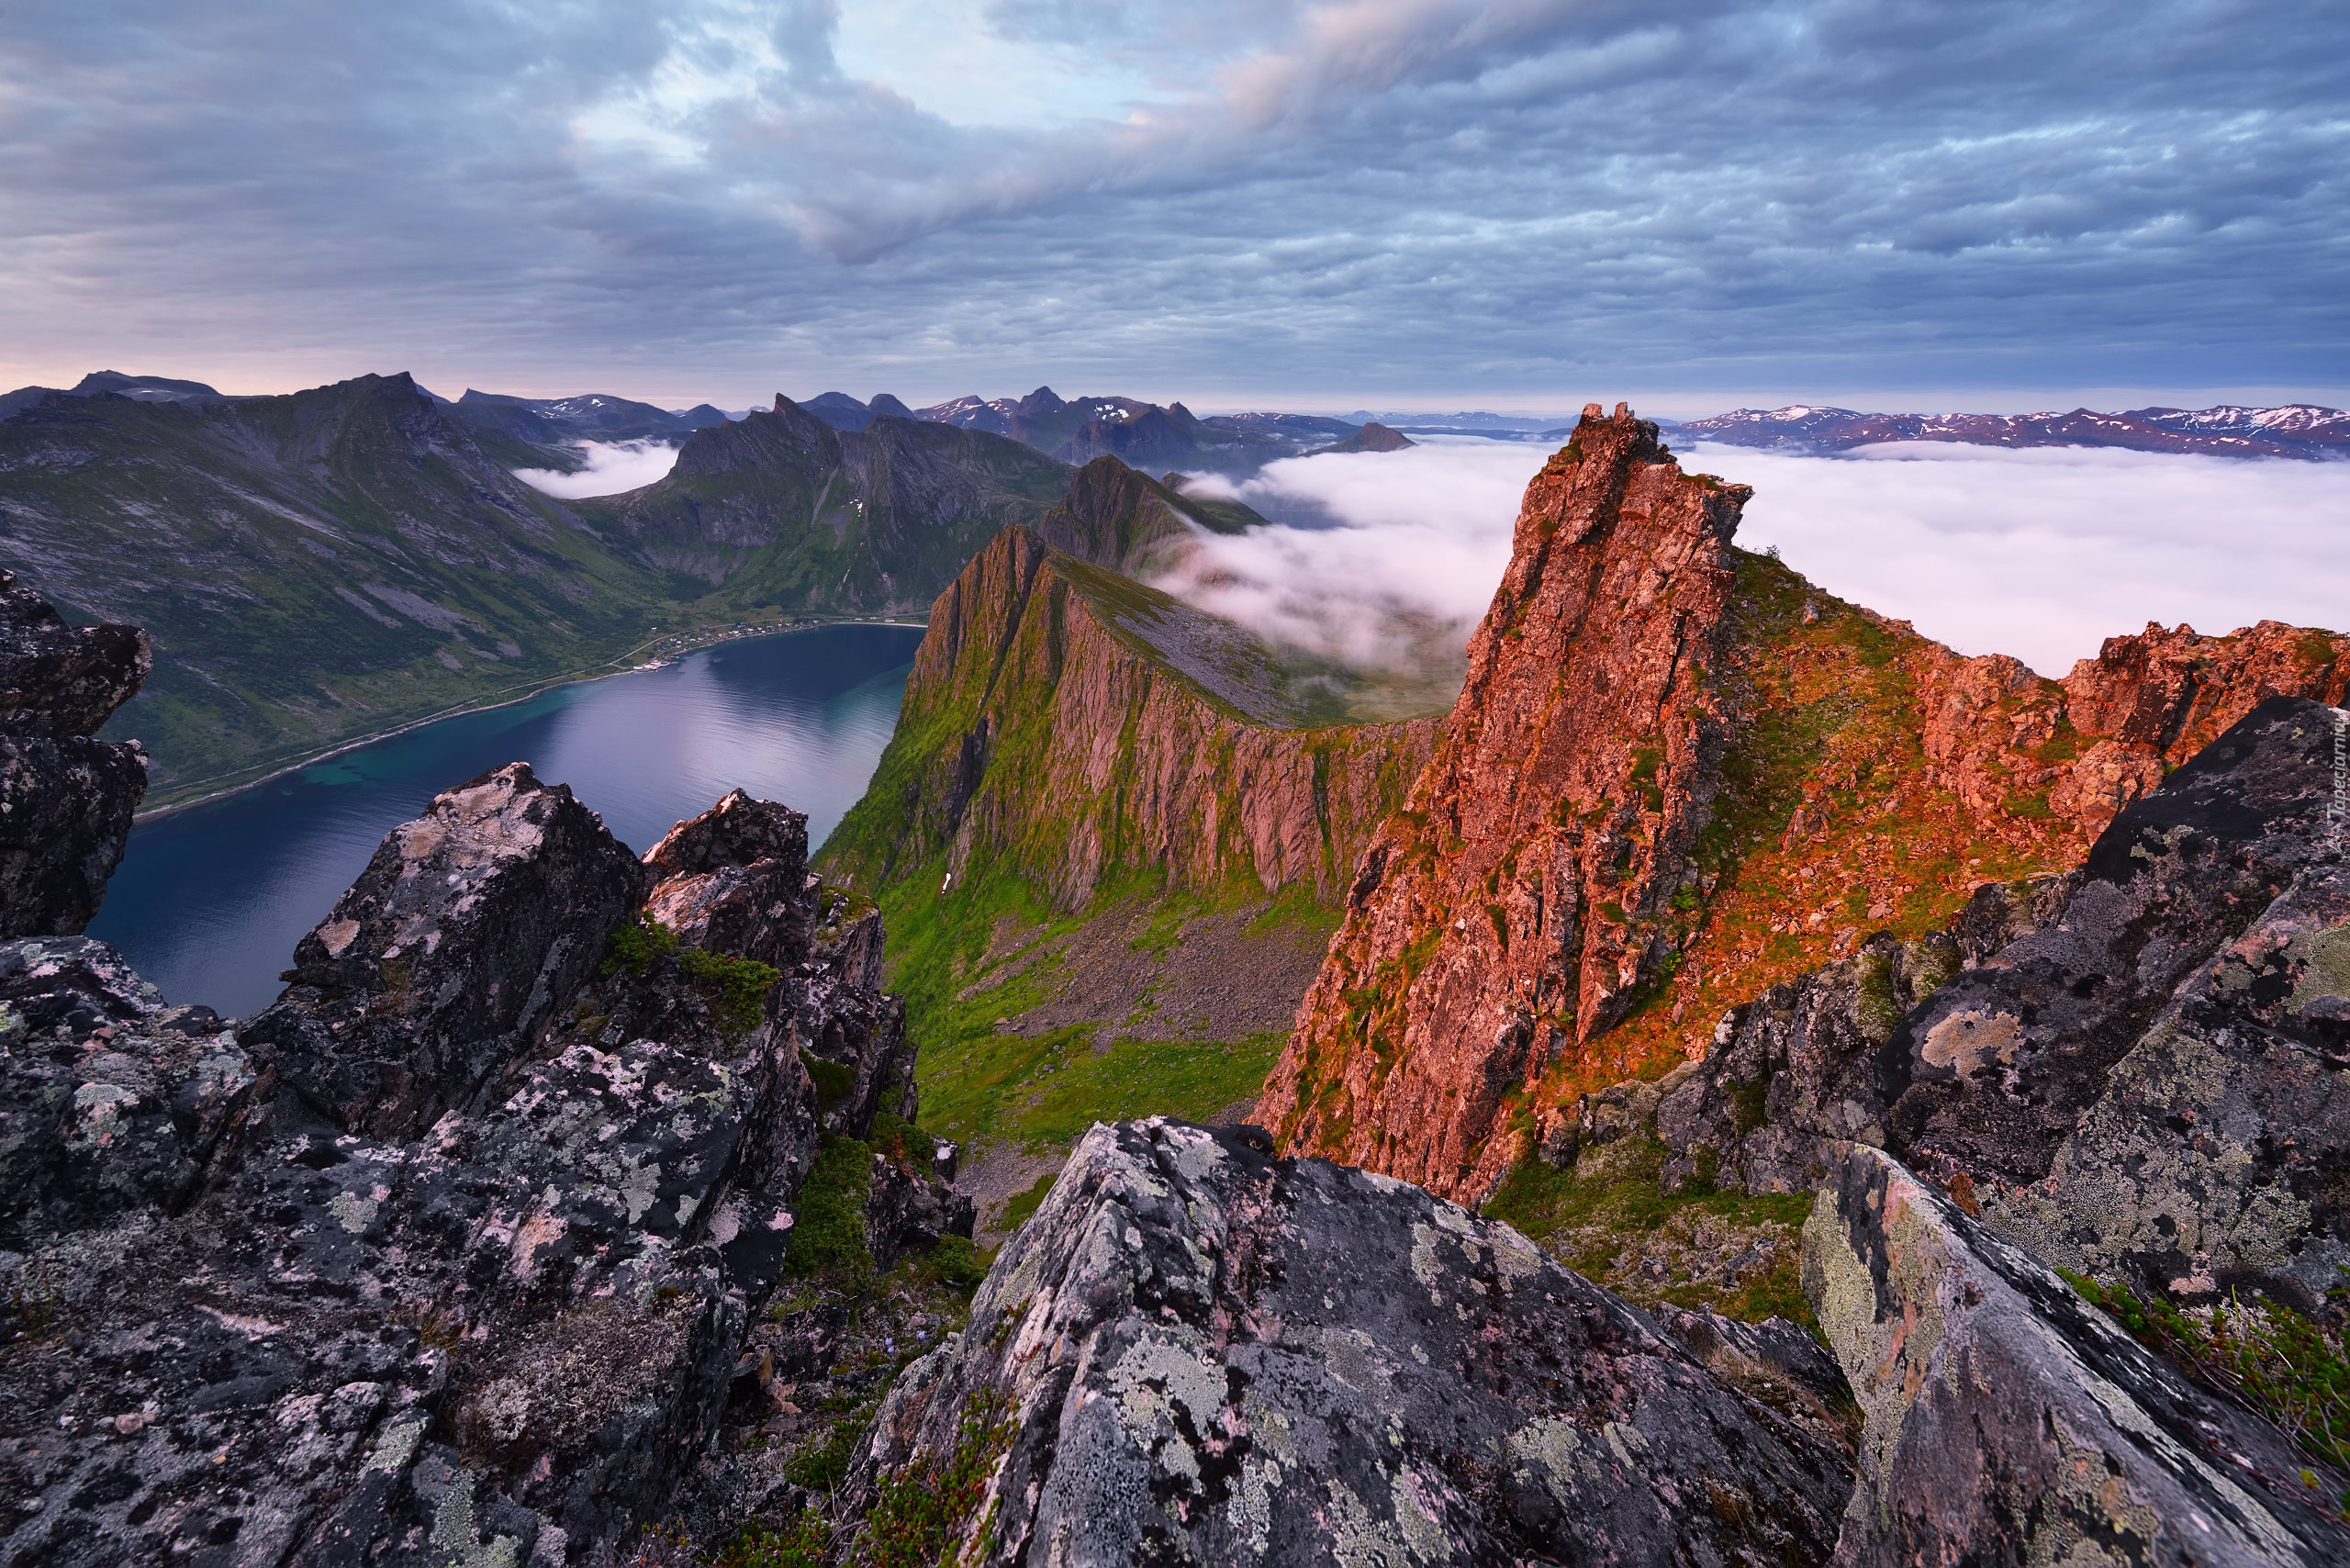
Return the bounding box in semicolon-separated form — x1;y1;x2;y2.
1886;698;2336;1190
0;778;959;1564
0;567;151;738
1806;1144;2350;1566
248;761;650;1137
0;936;252;1248
0;569;151;939
850;1118;1853;1566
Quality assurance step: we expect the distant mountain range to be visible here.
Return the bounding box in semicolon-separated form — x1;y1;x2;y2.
0;374;1319;803
1677;403;2350;460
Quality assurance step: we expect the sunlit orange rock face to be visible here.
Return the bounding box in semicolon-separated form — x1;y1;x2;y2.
1261;404;2350;1202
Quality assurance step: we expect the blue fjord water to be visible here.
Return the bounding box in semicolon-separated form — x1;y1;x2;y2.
88;623;925;1018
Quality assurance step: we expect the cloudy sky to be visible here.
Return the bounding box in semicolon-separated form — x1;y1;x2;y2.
4;1;2344;410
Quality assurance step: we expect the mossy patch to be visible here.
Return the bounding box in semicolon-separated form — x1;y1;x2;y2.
1484;1141;1815;1327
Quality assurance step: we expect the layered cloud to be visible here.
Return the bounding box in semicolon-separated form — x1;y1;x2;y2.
512;441;685;498
1;2;2344;401
1706;442;2350;676
1162;438;2350;685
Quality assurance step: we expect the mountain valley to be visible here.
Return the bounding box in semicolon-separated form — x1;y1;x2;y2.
5;375;2349;1562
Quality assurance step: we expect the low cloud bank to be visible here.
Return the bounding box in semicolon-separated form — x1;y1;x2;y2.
513;440;681;499
1156;440;1536;672
1705;442;2350;676
1157;437;2350;689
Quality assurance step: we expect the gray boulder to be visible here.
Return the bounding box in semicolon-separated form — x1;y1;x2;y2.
1807;1143;2350;1566
851;1117;1854;1566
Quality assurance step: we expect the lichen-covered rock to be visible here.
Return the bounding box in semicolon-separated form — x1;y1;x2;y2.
1646;875;2071;1195
643;789;816;969
850;1117;1852;1566
1806;1144;2350;1566
0;779;958;1564
0;568;151;939
247;761;650;1137
0;935;252;1248
1979;800;2350;1312
0;567;151;737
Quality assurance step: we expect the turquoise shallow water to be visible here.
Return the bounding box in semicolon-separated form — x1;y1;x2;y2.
88;623;924;1018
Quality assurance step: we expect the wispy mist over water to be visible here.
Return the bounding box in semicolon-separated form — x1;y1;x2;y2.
513;439;683;498
1705;442;2350;676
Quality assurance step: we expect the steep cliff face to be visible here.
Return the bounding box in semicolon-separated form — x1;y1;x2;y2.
1263;404;2350;1204
0;569;150;937
1259;406;1749;1195
824;525;1437;912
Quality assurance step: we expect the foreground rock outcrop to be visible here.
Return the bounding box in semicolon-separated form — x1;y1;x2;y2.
0;771;964;1564
1807;1144;2350;1565
0;568;150;938
851;1117;1855;1565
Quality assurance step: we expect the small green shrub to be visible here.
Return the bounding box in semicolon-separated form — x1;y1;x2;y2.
2062;1271;2350;1477
927;1235;989;1290
859;1389;1016;1568
787;1136;875;1282
601;915;677;977
783;1414;864;1491
803;1053;858;1107
868;1108;923;1170
714;1514;833;1568
681;946;781;1032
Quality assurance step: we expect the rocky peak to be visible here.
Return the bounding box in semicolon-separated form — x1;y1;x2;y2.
1259;403;1750;1197
0;568;151;735
644;786;810;879
852;1117;1854;1564
0;571;149;938
1;765;967;1563
252;760;650;1136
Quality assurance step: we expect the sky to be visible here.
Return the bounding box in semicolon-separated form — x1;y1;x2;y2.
4;1;2345;411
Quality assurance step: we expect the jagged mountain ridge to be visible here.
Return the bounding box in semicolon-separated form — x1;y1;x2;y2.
1261;404;2350;1203
1681;400;2350;458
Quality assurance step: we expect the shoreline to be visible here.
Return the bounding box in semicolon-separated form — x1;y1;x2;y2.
129;616;933;823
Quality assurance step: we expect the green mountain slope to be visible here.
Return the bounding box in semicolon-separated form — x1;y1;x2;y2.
0;375;680;801
0;381;1091;805
819;525;1442;1229
579;398;1076;616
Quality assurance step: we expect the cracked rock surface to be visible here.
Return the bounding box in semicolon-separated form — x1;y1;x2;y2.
1807;1143;2350;1566
853;1116;1853;1566
0;568;151;940
0;776;964;1565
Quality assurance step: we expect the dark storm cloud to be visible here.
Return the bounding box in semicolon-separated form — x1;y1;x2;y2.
1;0;2342;401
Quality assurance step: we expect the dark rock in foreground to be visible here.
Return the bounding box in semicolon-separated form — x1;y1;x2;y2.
852;1117;1854;1566
1807;1144;2350;1566
1657;696;2350;1312
0;568;151;938
0;777;965;1564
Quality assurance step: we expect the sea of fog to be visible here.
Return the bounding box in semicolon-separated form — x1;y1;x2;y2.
515;434;2350;678
1177;438;2350;678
